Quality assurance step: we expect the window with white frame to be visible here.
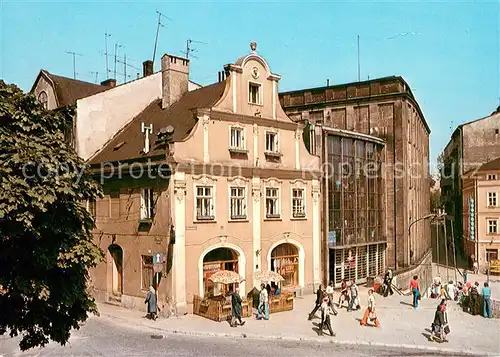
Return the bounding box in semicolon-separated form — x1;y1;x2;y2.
265;187;280;218
488;219;498;234
488;192;497;207
196;186;214;220
86;199;97;219
140;188;155;220
488;174;497;181
38;91;48;109
249;82;261;104
230;127;245;150
230;187;246;219
265;132;278;153
292;188;306;218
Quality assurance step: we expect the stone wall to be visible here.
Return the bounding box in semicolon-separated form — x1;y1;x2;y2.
392;249;433;294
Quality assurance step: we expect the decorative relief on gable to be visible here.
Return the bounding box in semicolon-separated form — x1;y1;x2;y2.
202;115;210;132
262;177;282;188
219;235;227;245
290;179;307;188
311;182;320;204
193;175;218;186
228;176;249;187
174;181;187;202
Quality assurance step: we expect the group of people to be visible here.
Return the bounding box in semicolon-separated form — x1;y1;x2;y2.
308;280;381;336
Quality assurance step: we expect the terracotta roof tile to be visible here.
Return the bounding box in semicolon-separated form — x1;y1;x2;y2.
89;80;227;165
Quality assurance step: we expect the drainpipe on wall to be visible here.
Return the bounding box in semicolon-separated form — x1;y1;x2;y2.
393;115;398;270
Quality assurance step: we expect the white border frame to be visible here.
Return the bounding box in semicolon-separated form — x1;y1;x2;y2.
290;180;307;220
192;176;218;223
228;124;247;151
248;80;263;106
227;177;249;221
264;129;279;154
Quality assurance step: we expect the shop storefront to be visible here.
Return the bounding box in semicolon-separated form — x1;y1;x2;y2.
270;243;299;288
203;248;239;297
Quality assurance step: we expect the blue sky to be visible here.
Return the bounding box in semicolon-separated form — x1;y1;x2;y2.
1;1;499;169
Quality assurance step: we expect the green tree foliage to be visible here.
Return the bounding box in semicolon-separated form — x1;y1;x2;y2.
0;81;104;351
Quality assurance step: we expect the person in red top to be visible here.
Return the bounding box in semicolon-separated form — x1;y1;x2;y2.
410;275;420;308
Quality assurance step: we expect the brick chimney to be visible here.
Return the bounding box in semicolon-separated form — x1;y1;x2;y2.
161;54;189;109
100;79;116;88
143;60;154;77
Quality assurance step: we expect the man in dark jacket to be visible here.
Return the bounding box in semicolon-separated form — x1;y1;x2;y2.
308;284;323;320
230;287;245;327
383;269;394;297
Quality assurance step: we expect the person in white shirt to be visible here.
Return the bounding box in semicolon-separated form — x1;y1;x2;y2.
325;281;338;315
318;297;336;336
257;283;269;320
360;289;380;327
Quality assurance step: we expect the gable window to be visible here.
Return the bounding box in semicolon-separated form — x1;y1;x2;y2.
230;127;245;150
230;187;246;219
86;199;97;219
196;186;215;220
488;219;498;234
488;192;497;207
292;188;306;218
265;132;279;153
140;188;155;220
265;187;280;218
38;91;48;109
141;255;154;291
249;82;261;104
488;174;497;180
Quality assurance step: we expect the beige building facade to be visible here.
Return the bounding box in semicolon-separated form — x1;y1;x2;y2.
85;44;321;311
463;157;500;271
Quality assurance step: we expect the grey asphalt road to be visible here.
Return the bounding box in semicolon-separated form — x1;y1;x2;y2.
0;317;476;357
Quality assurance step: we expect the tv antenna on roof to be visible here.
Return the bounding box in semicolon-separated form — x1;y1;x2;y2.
152;10;172;68
182;38;207;59
104;32;112;76
114;42;124;80
66;51;83;79
90;71;99;84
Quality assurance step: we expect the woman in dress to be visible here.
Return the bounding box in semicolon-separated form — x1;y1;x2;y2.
360;289;381;327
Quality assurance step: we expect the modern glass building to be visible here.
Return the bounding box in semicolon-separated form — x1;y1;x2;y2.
326;133;386;285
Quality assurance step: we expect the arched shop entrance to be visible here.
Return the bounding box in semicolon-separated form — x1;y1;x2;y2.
270;243;299;289
108;244;123;296
202;247;239;297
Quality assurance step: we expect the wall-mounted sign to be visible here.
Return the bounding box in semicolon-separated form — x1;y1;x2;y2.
469;197;475;241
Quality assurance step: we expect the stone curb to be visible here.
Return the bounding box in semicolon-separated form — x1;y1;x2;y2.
99;312;495;356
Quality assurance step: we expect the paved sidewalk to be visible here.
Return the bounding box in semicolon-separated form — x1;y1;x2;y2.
96;287;500;356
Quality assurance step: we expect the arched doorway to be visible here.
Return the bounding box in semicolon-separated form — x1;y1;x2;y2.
108;244;123;296
270;243;299;288
202;247;239;297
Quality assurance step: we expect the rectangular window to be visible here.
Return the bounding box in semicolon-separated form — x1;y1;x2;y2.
488;174;497;180
488;192;497;207
249;83;261;104
230;187;246;219
141;255;154;291
265;132;278;153
488;219;498;234
265;187;280;218
140;188;155;220
486;249;498;261
292;188;306;218
196;186;214;220
230;127;244;149
86;199;96;219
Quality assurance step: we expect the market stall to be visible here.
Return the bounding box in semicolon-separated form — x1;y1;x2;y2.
255;270;294;313
193;270;251;322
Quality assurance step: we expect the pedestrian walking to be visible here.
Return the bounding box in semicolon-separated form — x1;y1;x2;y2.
230;287;245;327
360;289;381;327
309;284;324;320
318;297;336;337
347;280;360;312
383;269;394;297
430;299;449;343
257;283;269;320
410;275;420;308
463;269;468;284
145;286;157;320
473;260;479;274
325;281;338;314
482;282;492;318
338;279;350;308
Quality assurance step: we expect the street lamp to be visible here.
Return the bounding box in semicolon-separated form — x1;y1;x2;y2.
408;213;436;265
